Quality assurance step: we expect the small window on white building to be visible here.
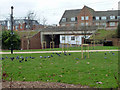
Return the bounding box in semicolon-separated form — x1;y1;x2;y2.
71;36;75;40
62;37;65;40
96;16;99;20
101;16;106;20
110;22;115;26
81;16;84;20
110;16;115;19
71;17;76;21
85;16;89;20
62;18;66;22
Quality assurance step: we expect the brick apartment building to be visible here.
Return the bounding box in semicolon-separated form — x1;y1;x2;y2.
0;19;44;31
59;6;119;29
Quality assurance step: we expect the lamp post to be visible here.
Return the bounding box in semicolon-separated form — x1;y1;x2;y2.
11;6;14;54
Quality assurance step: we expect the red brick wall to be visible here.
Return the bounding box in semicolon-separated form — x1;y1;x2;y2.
77;6;93;26
21;32;41;50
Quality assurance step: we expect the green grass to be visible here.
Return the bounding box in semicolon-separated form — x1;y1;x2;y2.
2;51;118;88
1;46;118;52
90;29;116;40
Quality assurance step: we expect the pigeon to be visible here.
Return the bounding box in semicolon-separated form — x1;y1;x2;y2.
10;57;14;61
16;56;19;59
21;58;24;61
25;59;27;62
105;53;107;55
19;60;22;63
76;58;79;60
44;56;47;58
6;56;8;59
40;56;43;58
69;53;71;55
85;56;87;59
53;52;54;54
64;53;67;56
31;57;35;59
104;57;107;59
48;56;50;58
25;57;28;59
1;57;5;60
51;55;53;57
112;53;115;55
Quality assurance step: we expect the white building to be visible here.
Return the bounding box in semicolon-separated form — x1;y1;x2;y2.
60;35;90;45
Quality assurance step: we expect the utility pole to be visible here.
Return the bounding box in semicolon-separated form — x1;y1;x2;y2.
11;6;14;54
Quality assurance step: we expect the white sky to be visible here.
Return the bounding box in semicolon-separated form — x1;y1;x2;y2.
0;0;119;25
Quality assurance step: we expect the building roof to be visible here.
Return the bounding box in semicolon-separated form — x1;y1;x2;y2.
59;9;81;23
93;10;118;16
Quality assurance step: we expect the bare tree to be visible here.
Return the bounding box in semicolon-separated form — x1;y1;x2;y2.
42;16;47;26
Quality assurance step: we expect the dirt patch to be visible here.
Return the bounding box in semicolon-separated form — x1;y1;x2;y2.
2;81;89;88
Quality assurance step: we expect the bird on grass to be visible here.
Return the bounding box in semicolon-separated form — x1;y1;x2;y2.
69;53;71;55
51;55;53;57
40;56;43;58
112;53;115;55
104;57;107;59
64;53;67;56
75;58;79;60
105;52;107;55
19;60;22;63
1;57;5;60
16;56;19;59
48;56;50;58
21;58;24;61
44;56;47;58
31;57;35;59
25;59;27;62
10;57;14;61
6;56;8;59
85;56;87;59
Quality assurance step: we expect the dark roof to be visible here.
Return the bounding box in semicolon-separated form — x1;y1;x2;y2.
59;9;81;23
93;10;118;16
62;9;81;18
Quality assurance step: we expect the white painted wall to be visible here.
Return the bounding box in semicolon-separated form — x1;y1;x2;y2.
60;35;84;45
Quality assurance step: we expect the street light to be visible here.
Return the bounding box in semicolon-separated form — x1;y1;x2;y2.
11;6;14;54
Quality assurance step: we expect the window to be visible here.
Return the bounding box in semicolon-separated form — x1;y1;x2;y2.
110;22;115;26
81;16;84;20
81;23;84;26
101;16;106;20
71;17;76;21
62;18;66;22
71;36;75;40
110;16;115;19
62;37;65;40
117;16;120;19
96;16;99;20
85;16;89;20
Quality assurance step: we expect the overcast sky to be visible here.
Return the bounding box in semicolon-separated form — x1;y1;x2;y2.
0;0;119;25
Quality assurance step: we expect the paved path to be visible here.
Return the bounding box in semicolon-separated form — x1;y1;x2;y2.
0;49;119;54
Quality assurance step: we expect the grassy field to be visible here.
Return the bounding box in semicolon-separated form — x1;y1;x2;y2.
1;46;118;52
2;51;118;88
90;29;116;40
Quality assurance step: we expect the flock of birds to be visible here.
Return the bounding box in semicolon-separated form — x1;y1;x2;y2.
1;52;72;63
0;51;115;63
